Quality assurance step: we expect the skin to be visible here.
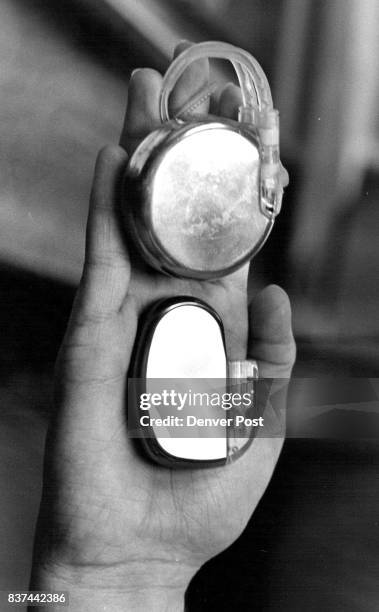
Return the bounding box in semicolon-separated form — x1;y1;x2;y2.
30;42;296;611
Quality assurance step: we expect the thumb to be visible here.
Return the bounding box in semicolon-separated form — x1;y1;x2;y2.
73;145;130;321
56;145;137;391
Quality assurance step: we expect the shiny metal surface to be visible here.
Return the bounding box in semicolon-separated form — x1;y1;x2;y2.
146;304;228;461
123;119;273;278
149;124;266;273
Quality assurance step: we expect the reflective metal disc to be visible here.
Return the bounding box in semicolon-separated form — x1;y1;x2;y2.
150;125;266;272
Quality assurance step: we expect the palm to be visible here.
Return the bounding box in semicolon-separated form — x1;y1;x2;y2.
47;237;285;573
51;262;251;560
48;354;281;568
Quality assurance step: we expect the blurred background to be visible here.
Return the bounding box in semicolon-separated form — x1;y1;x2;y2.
0;0;379;610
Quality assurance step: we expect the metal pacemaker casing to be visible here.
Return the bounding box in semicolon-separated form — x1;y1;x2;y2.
122;117;275;279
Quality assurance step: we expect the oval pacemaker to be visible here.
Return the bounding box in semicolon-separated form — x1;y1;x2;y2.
129;297;229;468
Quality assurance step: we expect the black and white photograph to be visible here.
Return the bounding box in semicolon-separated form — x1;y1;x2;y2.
0;1;378;610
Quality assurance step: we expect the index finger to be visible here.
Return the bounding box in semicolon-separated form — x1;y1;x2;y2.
119;68;162;155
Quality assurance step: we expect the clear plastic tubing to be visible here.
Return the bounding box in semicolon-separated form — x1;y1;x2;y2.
159;41;274;124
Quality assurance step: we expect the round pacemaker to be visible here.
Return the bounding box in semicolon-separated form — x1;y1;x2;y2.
148;124;269;274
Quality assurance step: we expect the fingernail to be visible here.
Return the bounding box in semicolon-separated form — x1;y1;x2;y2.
130;68;142;79
223;81;237;91
174;39;192;52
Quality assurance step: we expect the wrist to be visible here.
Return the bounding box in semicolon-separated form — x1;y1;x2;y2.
30;557;194;611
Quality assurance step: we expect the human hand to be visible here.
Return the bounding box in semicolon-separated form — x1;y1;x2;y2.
30;42;296;611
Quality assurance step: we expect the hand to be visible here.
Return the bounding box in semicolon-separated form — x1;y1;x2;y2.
30;42;296;611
